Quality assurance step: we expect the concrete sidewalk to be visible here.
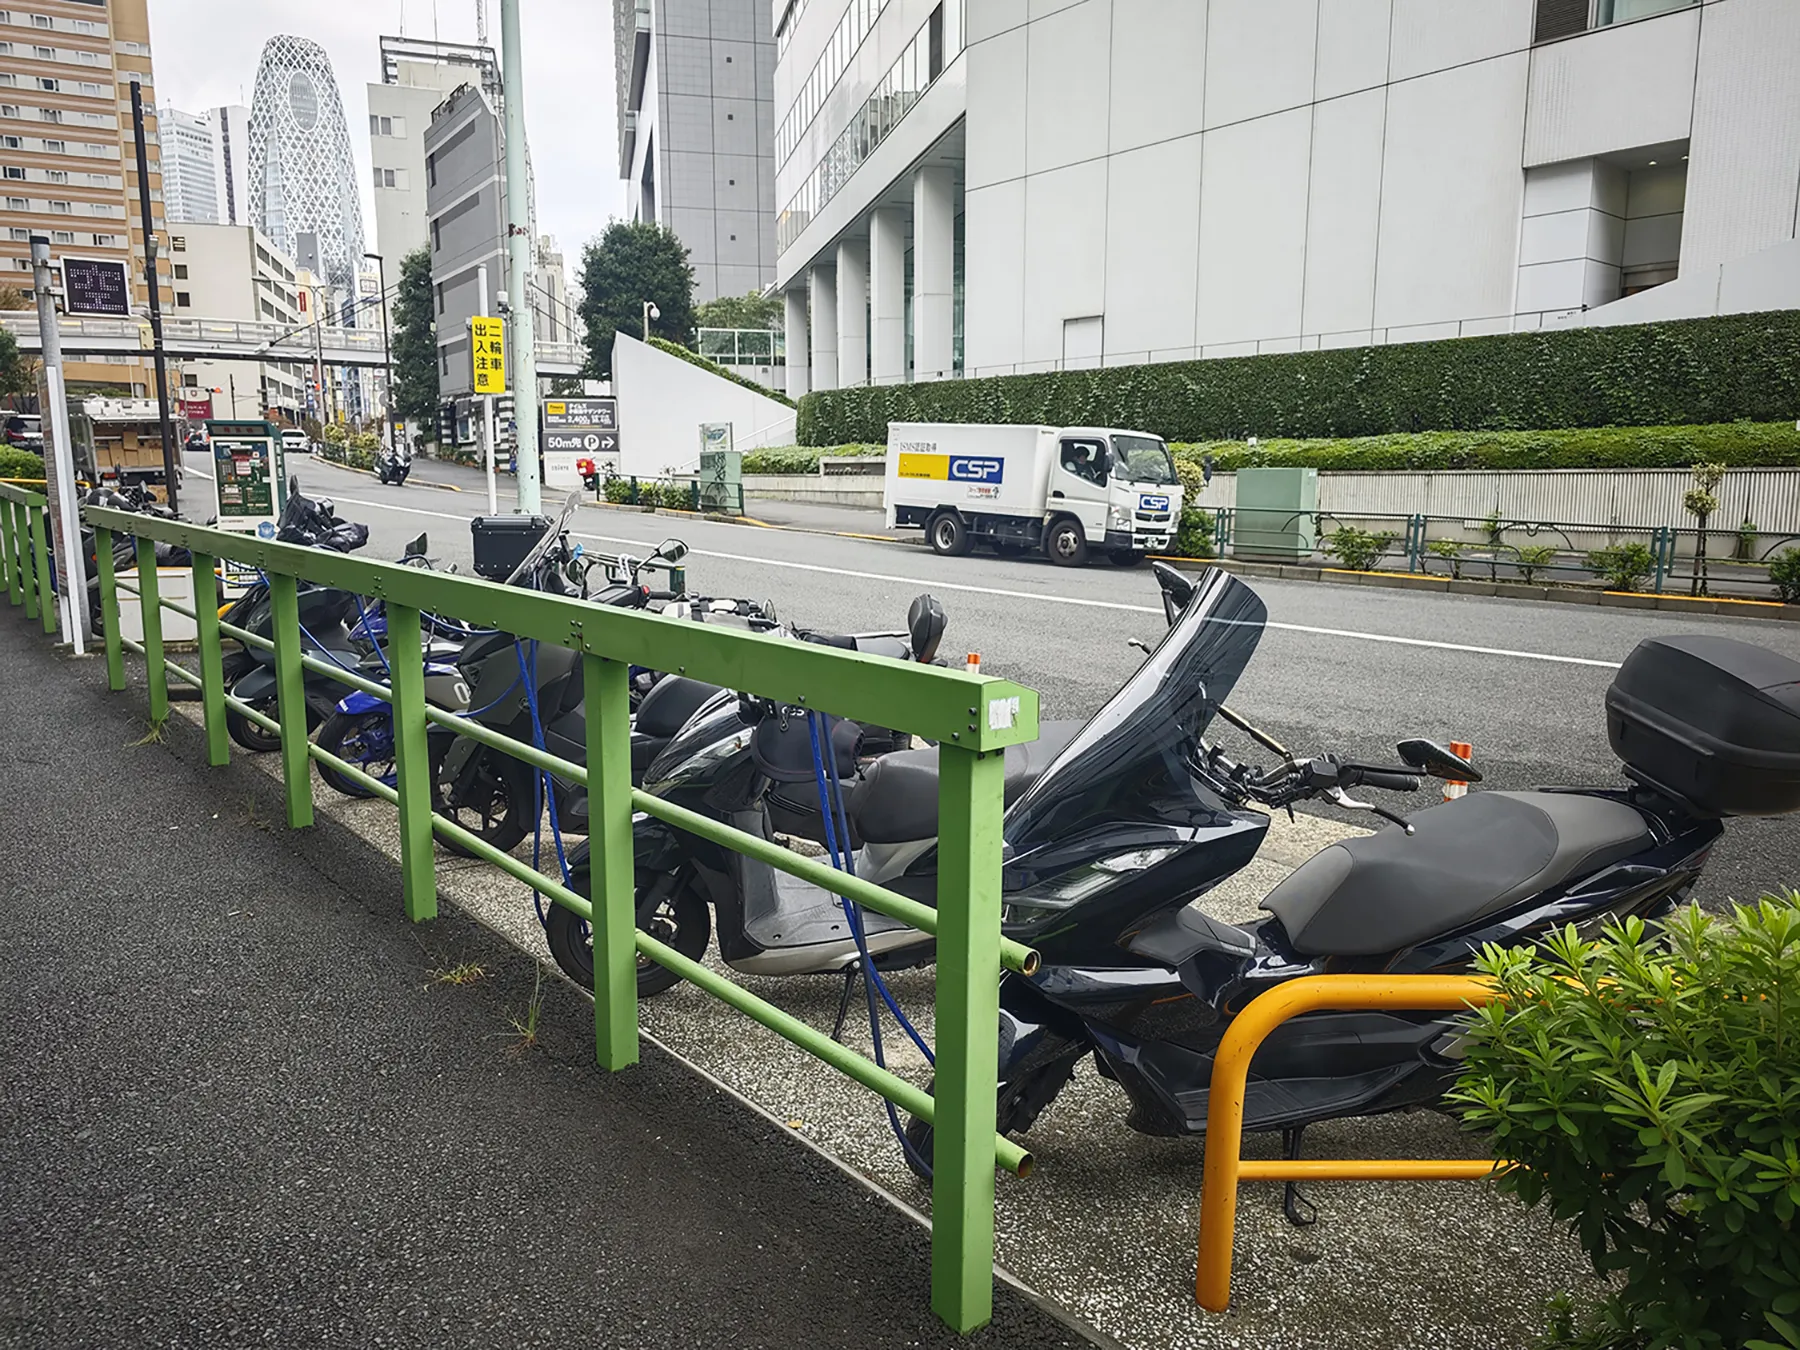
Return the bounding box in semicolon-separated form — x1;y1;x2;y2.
0;622;1094;1349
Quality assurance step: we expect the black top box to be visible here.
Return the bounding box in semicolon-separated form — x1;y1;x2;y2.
471;514;552;580
1605;634;1800;817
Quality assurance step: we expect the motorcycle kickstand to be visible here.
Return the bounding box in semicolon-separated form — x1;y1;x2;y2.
1281;1126;1318;1228
830;962;863;1044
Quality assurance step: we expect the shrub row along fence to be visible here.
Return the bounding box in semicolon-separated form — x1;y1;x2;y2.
795;311;1800;447
0;480;1045;1334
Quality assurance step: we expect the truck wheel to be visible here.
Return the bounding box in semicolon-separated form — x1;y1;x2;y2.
928;511;971;557
1045;518;1088;567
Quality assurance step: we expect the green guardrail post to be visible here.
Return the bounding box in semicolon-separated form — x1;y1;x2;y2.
930;742;1008;1334
269;573;315;831
30;502;52;634
190;552;229;767
0;497;14;601
137;550;168;725
94;525;125;691
584;651;639;1069
386;603;438;922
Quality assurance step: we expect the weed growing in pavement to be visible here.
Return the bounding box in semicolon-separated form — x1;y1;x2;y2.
125;718;167;747
505;967;546;1055
431;962;488;987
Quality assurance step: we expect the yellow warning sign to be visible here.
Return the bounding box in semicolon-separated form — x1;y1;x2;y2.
470;315;507;394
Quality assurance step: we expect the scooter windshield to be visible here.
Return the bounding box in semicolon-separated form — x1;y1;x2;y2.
1002;567;1266;857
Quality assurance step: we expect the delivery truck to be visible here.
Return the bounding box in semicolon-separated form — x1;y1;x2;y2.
883;422;1183;565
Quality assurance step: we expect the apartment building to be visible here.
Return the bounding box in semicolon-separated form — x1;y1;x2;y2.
170;221;307;421
775;0;1800;392
0;0;168;397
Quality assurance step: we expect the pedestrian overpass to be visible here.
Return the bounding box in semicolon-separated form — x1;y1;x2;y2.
0;311;586;377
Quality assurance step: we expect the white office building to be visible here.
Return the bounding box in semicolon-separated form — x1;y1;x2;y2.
168;222;308;421
367;36;501;262
774;0;1800;395
616;0;778;302
159;104;249;226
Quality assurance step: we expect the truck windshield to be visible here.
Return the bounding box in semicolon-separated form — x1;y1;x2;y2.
1112;435;1177;485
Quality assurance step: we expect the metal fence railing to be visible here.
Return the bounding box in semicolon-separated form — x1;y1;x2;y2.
0;482;53;634
14;497;1045;1334
1213;507;1798;601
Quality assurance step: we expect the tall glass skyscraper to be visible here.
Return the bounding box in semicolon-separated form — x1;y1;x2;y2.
247;35;365;290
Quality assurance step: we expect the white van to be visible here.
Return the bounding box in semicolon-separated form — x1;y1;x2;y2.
883;422;1183;565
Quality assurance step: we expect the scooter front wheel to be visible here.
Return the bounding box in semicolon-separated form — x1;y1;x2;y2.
314;709;393;798
545;869;711;998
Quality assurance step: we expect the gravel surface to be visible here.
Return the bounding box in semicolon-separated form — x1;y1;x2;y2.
0;625;1094;1350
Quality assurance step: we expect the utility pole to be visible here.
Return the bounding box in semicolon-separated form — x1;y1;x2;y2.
501;0;540;514
478;262;497;514
129;76;179;513
30;236;87;652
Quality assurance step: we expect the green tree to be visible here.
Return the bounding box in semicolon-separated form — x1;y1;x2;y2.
694;289;782;334
0;325;33;402
577;220;696;379
390;245;439;429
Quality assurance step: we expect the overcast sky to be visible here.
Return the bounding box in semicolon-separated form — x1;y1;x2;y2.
145;0;622;284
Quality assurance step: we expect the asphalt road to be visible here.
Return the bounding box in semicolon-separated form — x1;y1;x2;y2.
216;453;1800;909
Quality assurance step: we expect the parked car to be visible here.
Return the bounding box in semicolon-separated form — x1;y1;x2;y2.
4;413;43;453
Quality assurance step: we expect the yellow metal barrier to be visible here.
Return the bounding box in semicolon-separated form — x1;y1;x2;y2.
1194;973;1504;1312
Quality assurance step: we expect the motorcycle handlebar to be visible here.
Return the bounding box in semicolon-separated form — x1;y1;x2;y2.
1343;767;1421;793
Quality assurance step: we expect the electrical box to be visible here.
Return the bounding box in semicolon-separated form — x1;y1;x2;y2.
698;422;743;515
1232;467;1318;561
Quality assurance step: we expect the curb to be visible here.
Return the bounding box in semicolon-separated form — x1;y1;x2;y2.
579;496;917;546
1159;554;1800;622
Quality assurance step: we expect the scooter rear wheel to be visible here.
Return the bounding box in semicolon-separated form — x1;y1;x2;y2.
314;709;393;798
431;739;531;858
545;869;711;998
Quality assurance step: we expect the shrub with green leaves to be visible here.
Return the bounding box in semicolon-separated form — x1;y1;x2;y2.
797;312;1800;446
650;336;795;409
1322;525;1396;572
1451;899;1800;1350
0;445;44;480
1771;548;1800;604
1426;538;1465;579
1586;542;1656;592
741;442;885;475
1513;543;1559;584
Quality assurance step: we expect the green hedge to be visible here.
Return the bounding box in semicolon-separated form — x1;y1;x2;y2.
1172;421;1800;472
650;336;795;409
742;442;884;475
796;311;1800;446
0;445;44;479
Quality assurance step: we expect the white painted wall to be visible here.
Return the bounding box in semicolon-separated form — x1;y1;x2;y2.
611;331;797;479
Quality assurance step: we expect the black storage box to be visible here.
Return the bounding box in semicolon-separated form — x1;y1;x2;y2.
1605;634;1800;817
471;514;551;580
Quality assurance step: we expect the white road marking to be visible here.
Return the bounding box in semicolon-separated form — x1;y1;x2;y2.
323;490;1626;671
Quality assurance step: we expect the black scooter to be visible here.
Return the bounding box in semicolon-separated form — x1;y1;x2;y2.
377;442;413;486
895;566;1800;1176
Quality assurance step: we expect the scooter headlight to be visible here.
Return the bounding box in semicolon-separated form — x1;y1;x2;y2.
1004;845;1181;919
643;728;751;793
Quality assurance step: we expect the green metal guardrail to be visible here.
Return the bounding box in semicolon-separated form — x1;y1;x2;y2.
0;481;54;635
68;502;1041;1333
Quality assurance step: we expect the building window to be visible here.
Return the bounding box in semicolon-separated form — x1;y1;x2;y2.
50;228;69;242
75;50;96;65
171;234;185;251
0;105;14;117
30;13;50;27
368;113;406;137
86;201;104;214
0;75;15;87
44;168;63;181
435;281;444;314
31;44;51;58
425;152;435;187
0;136;15;149
175;290;189;306
40;138;62;152
1594;0;1695;23
5;226;22;240
39;106;58;122
47;198;66;212
90;231;112;245
2;165;22;179
4;196;23;209
38;78;57;91
172;262;185;278
74;19;96;33
76;82;99;95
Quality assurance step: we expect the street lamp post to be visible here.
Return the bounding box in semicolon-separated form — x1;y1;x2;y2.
643;300;659;340
365;251;394;451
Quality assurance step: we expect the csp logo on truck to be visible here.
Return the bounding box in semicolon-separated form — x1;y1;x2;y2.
1139;493;1171;512
896;452;1004;484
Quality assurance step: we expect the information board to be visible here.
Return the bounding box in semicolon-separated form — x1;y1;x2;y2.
207;421;286;590
470;315;507;395
62;255;132;318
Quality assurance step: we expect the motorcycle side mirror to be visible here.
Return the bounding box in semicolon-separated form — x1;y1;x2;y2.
653;537;689;565
1151;560;1194;627
1397;738;1483;782
403;533;427;558
907;593;947;664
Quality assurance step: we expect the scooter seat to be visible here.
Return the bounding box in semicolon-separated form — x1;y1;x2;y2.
846;721;1085;844
635;675;724;739
1262;791;1655;958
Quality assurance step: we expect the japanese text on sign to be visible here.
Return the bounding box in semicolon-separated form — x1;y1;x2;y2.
470;314;507;394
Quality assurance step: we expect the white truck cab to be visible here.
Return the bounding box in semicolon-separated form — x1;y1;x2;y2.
884;422;1182;566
